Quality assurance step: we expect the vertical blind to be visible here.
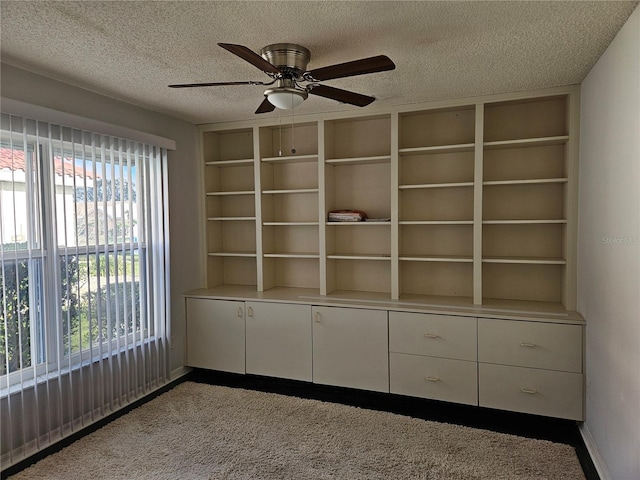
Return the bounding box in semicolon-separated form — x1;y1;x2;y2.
0;112;171;467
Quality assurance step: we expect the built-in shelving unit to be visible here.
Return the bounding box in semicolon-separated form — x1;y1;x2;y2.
193;90;582;422
398;105;476;302
259;122;320;291
202;128;257;287
323;115;392;296
482;95;571;306
199;88;579;312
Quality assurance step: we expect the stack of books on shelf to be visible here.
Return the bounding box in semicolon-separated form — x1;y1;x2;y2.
328;210;368;222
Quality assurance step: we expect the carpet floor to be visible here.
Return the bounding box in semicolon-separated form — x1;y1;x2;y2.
10;381;585;479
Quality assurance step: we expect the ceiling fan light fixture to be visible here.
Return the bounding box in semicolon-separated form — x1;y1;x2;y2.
265;87;308;109
170;42;395;114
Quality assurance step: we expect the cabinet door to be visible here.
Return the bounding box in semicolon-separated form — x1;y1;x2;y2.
312;306;389;392
185;298;245;374
245;302;312;381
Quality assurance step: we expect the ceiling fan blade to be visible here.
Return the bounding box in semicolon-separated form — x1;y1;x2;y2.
218;43;281;75
308;84;375;107
169;81;267;88
255;97;276;114
307;55;395;81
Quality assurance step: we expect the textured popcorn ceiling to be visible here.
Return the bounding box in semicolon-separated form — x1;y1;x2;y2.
0;1;637;125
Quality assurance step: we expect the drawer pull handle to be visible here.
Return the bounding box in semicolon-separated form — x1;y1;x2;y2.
315;312;321;323
521;387;537;394
248;306;253;317
520;342;537;348
424;333;440;339
237;307;243;318
425;376;440;382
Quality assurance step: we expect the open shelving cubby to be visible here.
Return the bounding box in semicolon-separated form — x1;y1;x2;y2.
323;115;393;296
259;122;320;291
203;128;257;288
397;105;476;302
482;95;570;307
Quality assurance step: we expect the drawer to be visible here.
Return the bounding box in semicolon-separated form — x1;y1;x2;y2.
479;363;583;420
478;318;582;373
389;312;477;361
390;353;478;406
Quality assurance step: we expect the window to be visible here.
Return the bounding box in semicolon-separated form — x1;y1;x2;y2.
1;111;170;468
0;143;42;377
1;114;169;388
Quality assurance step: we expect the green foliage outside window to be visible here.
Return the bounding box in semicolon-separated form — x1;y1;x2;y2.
1;252;141;375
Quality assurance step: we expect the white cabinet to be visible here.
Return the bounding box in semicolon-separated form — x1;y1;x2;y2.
185;298;246;374
245;302;312;381
478;318;583;420
389;312;478;405
185;292;584;420
312;306;389;393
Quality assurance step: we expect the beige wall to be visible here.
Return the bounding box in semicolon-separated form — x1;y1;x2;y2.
578;5;640;479
1;63;203;373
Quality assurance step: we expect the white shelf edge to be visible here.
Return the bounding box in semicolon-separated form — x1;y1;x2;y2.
483;257;567;265
205;158;254;166
206;190;255;196
326;221;391;226
207;217;256;221
399;256;473;263
263;253;320;259
263;222;319;226
399;182;474;190
483;178;568;186
262;188;319;195
482;219;567;225
400;220;474;225
483;135;569;149
261;154;318;163
325;155;391;165
207;252;257;258
327;254;392;260
398;143;475;155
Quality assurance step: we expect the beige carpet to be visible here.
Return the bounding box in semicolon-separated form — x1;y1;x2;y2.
12;381;585;479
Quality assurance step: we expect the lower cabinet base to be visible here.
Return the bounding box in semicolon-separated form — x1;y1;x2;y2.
185;292;585;422
390;353;478;406
479;363;584;421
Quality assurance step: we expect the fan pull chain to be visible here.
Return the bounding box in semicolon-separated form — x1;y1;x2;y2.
291;93;296;154
278;117;282;156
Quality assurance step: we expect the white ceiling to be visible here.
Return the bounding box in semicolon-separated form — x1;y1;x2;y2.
1;1;637;125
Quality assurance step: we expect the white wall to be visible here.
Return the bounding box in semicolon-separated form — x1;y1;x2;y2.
1;63;203;374
578;6;640;480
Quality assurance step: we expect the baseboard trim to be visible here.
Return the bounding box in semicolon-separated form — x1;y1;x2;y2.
171;365;192;380
580;424;610;480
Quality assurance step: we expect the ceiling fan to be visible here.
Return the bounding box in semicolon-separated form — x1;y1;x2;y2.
169;43;395;114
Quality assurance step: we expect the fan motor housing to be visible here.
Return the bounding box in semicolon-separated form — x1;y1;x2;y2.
260;43;310;77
